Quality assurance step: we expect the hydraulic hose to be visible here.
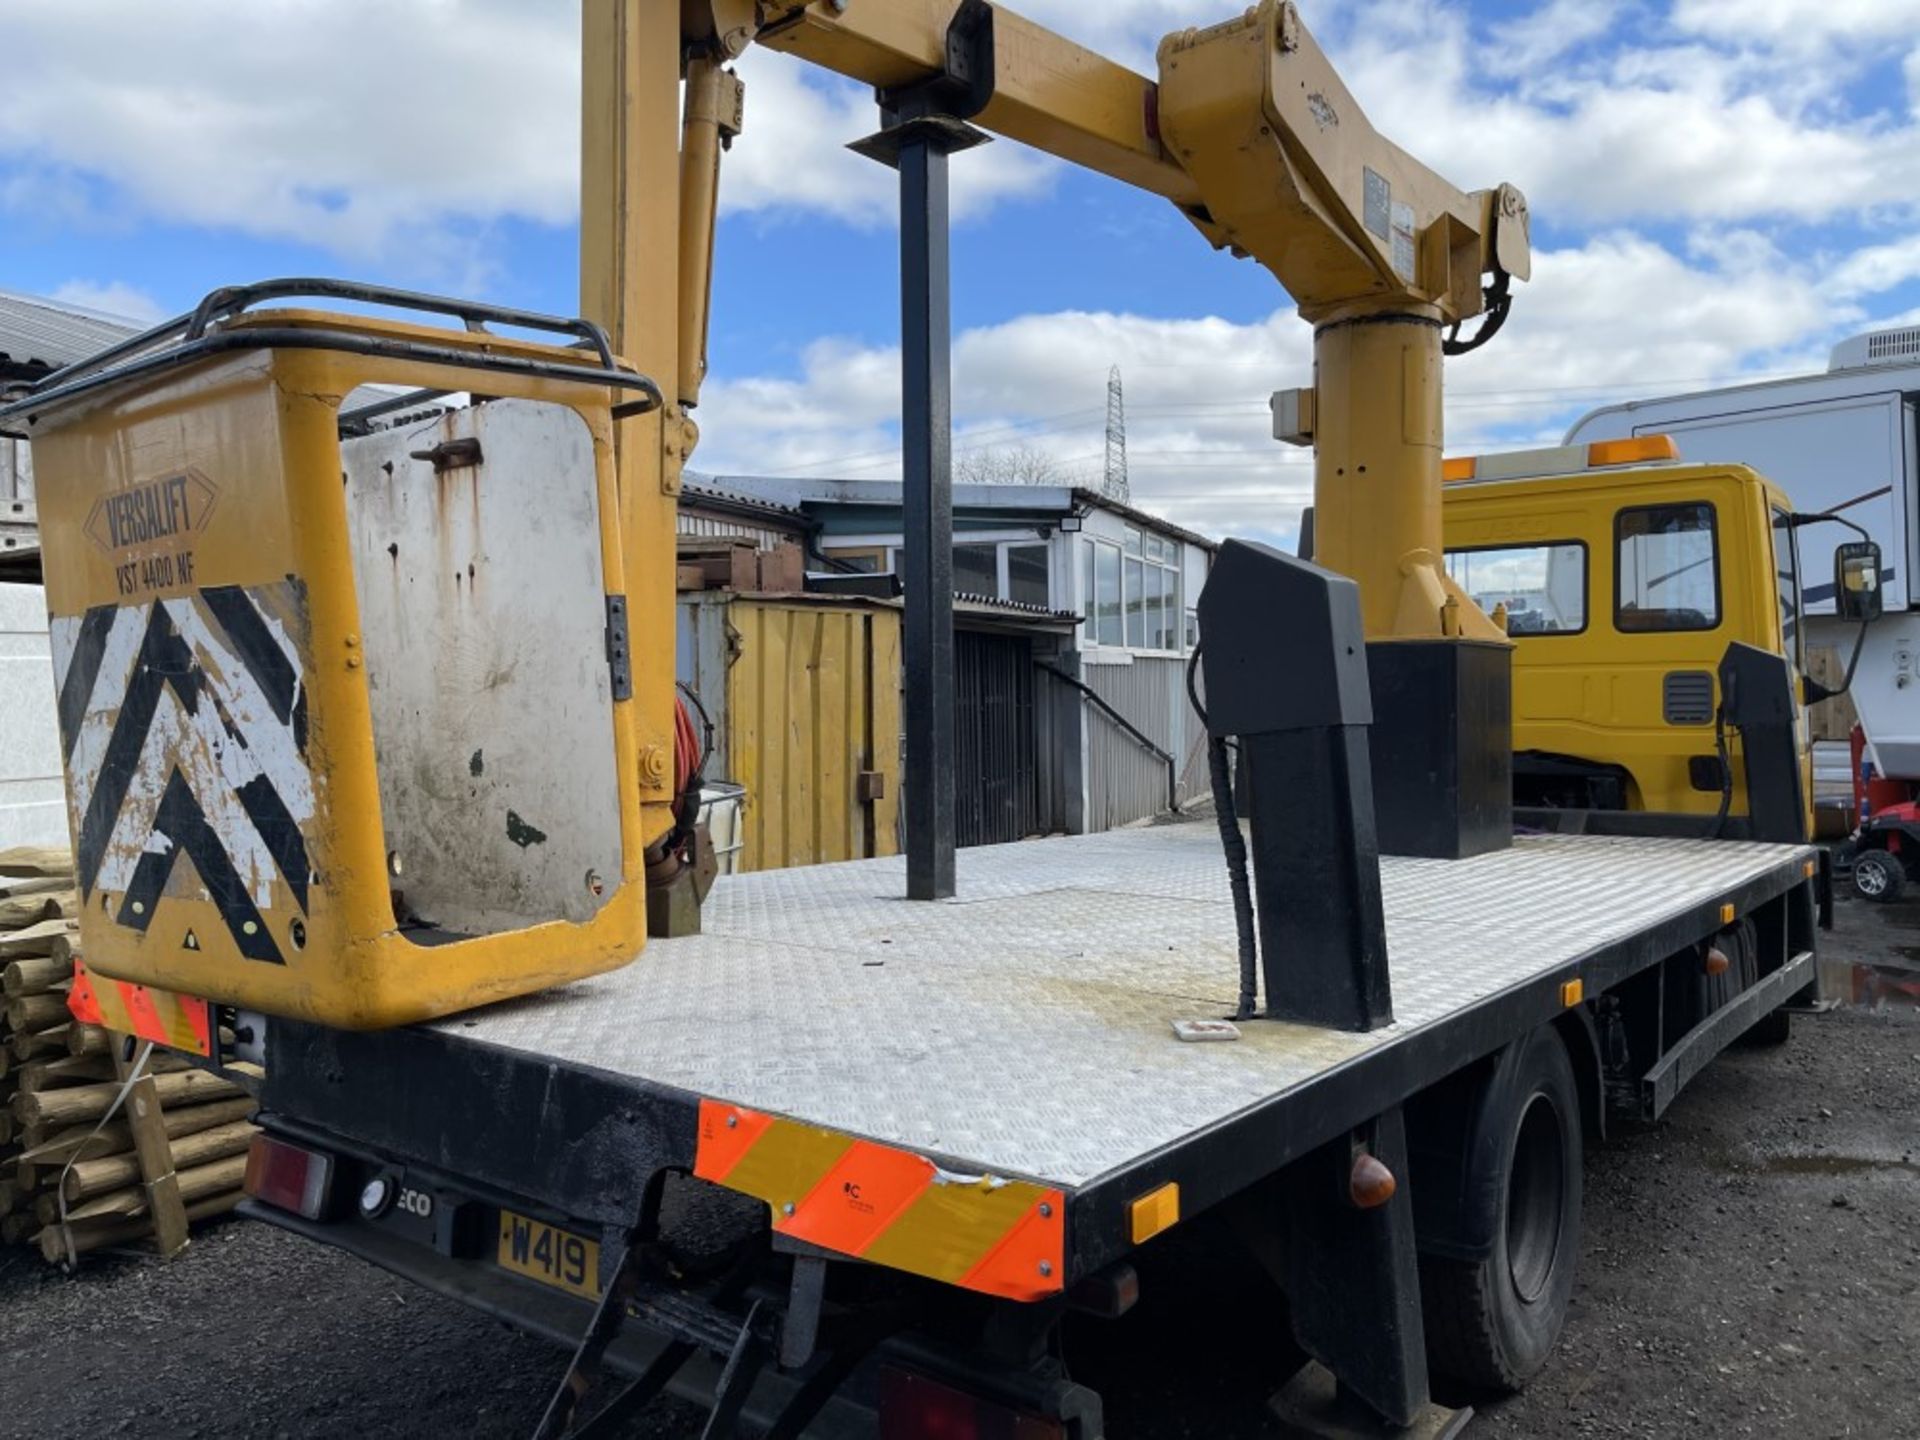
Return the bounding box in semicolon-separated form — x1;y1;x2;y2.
1189;644;1258;1020
1708;706;1734;841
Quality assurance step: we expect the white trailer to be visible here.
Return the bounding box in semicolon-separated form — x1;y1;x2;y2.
1568;327;1920;779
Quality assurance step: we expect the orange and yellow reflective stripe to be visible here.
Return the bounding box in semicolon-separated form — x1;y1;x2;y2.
67;960;213;1056
694;1100;1065;1302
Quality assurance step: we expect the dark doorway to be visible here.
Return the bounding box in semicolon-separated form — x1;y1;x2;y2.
953;630;1039;846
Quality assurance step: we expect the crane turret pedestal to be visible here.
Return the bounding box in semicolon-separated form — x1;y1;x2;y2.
1309;304;1515;857
1157;3;1530;857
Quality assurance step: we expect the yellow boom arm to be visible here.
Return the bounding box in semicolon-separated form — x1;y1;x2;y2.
587;0;1531;643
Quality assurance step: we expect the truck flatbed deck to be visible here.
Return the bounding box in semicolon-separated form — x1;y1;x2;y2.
263;823;1818;1292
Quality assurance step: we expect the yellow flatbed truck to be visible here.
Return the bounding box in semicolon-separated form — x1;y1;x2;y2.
6;296;1831;1440
253;816;1818;1436
0;3;1833;1436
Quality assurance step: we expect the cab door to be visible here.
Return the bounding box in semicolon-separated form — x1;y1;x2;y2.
1608;493;1737;814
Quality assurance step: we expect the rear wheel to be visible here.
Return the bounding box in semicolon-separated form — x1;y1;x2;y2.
1422;1028;1583;1393
1853;848;1904;903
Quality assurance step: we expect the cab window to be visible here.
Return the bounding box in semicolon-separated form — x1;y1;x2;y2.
1445;543;1587;634
1615;503;1719;632
1771;508;1802;669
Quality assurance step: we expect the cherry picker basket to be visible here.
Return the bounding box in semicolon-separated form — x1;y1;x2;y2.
0;280;670;1027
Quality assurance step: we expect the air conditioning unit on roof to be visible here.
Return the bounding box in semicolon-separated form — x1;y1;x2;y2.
1830;326;1920;371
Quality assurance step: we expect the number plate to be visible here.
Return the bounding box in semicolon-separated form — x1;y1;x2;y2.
496;1210;600;1300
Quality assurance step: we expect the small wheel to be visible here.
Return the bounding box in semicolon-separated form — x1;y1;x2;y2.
1422;1027;1583;1393
1853;849;1905;904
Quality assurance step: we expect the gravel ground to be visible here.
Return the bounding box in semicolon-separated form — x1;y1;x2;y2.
2;896;1914;1440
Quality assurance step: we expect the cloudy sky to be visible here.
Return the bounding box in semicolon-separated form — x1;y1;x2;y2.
3;0;1916;549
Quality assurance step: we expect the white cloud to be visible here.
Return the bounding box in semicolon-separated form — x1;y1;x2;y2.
47;280;166;325
0;1;576;270
1337;4;1920;227
1672;0;1920;45
696;227;1860;551
0;0;1069;268
1485;0;1625;74
3;0;1917;268
1822;235;1920;300
8;0;1918;557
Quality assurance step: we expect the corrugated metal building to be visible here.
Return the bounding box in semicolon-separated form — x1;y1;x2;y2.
678;477;810;553
2;288;145;579
709;474;1216;836
0;286;141;378
0;289;143;844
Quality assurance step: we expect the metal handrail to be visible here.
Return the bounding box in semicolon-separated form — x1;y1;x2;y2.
0;278;659;433
1036;661;1180;815
183;278;620;366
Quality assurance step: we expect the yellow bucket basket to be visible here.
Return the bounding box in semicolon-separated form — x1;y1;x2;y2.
2;280;671;1027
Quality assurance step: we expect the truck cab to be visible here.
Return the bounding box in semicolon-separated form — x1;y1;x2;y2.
1441;438;1816;838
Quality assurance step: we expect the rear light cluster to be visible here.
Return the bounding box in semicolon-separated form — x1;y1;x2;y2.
878;1368;1063;1439
243;1134;336;1220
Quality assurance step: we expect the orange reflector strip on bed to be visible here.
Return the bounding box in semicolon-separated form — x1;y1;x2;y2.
67;960;213;1055
695;1099;1065;1302
1129;1183;1180;1244
1442;456;1477;483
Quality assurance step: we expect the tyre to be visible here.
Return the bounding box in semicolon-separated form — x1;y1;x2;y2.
1421;1027;1582;1393
1853;848;1905;903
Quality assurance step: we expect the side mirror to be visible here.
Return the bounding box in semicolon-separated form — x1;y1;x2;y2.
1834;540;1884;623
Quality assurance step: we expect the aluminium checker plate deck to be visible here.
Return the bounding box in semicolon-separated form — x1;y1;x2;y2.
402;823;1814;1281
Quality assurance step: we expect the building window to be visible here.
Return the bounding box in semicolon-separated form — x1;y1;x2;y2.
826;546;886;574
1006;544;1050;607
1085;528;1183;652
1616;503;1720;632
1153;564;1176;649
1096;542;1124;646
1445;542;1588;635
1124;555;1146;645
953;543;1000;597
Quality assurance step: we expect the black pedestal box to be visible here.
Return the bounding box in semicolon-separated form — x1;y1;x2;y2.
1367;639;1512;860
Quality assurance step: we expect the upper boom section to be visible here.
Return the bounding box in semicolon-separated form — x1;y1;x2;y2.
1157;5;1530;325
718;0;1528;326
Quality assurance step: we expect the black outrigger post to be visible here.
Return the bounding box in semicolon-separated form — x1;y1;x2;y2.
849;0;996;903
1197;540;1393;1031
1199;543;1437;1431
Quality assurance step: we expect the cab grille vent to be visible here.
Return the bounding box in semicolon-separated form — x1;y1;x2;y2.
1663;671;1715;726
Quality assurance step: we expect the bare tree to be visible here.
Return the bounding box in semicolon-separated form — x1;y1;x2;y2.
954;443;1063;487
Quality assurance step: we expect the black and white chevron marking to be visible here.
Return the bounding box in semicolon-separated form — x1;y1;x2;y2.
51;584;314;966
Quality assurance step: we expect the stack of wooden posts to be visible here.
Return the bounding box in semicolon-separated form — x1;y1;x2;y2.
1;843;255;1263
